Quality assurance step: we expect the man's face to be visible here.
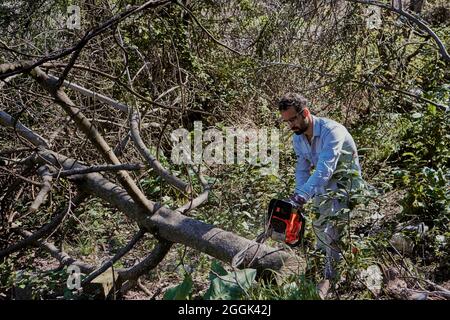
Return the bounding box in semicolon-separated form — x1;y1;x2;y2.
280;106;309;135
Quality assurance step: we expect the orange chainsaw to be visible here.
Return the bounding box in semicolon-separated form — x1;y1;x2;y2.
265;199;306;247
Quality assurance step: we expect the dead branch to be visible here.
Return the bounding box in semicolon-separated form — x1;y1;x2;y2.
34;149;304;275
117;239;172;281
175;187;211;215
29;67;155;216
82;229;146;285
28;165;53;213
47;74;129;113
0;166;43;187
0;192;88;260
0;110;49;148
53;163;145;177
15;229;95;274
42;65;186;112
129;110;191;193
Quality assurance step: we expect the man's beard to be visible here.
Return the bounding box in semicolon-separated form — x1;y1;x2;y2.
292;124;308;135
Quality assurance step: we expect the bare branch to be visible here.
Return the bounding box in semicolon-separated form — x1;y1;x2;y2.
0;192;87;260
47;74;129;113
43;65;191;113
0;110;50;148
130;110;191;193
346;0;450;63
29;67;155;215
82;229;146;285
0;0;172;80
15;229;95;273
174;0;243;56
28;165;53;213
117;239;172;281
0;166;43;186
53;163;145;177
174;187;210;215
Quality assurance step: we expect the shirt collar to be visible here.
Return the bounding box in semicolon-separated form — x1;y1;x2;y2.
312;115;321;137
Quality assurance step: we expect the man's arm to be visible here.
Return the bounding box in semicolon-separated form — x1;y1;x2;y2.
295;155;311;195
288;136;310;207
296;127;346;201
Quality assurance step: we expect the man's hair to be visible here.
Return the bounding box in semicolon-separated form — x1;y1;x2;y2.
278;93;308;112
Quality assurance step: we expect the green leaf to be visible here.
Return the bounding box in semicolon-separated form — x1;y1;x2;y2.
163;274;193;300
208;260;228;281
204;265;256;300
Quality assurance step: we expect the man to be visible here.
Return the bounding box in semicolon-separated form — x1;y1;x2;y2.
278;93;364;291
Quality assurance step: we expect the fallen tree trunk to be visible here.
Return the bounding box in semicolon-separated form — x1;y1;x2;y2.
35;148;304;276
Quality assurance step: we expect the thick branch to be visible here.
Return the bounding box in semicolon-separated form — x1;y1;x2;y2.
34;149;303;275
47;74;129;112
30;67;155;216
1;107;302;274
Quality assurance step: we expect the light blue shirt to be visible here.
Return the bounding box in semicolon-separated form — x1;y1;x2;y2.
293;115;362;201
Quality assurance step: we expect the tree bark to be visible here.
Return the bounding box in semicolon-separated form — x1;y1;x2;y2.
34;149;304;276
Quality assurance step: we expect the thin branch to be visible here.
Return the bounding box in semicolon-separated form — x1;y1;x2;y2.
346;0;450;63
0;0;172;80
15;229;95;274
0;192;87;260
53;163;145;177
82;229;146;285
173;0;243;56
174;166;211;215
117;239;172;281
113;132;131;157
55;46;84;90
0;166;43;187
129;110;191;193
0;110;50;148
174;187;210;215
28;165;53;213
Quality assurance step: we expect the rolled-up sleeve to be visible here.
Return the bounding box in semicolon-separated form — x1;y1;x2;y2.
296;127;345;201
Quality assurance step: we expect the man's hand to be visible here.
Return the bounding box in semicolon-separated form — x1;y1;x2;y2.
285;193;306;209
